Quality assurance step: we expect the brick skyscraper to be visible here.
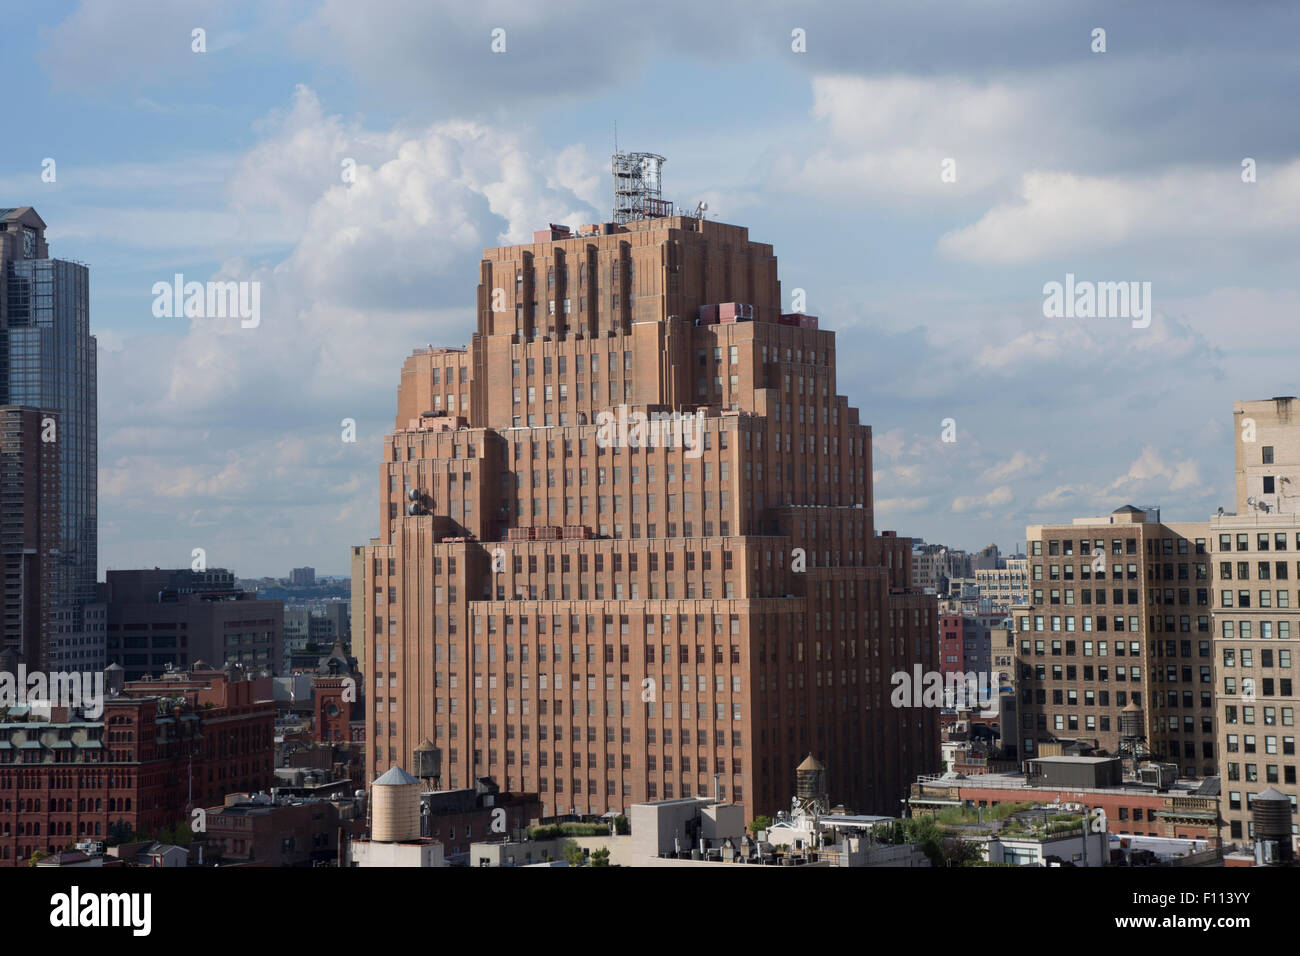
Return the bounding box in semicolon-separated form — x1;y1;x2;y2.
362;179;937;817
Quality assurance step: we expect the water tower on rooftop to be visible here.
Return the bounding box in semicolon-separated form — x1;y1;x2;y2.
370;765;421;843
794;753;828;816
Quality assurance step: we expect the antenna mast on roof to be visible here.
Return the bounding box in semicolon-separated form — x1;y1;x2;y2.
611;149;669;224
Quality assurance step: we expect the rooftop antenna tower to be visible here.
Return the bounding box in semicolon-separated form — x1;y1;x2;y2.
612;150;669;224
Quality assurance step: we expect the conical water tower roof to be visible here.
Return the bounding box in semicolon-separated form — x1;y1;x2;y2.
796;753;825;772
373;765;419;786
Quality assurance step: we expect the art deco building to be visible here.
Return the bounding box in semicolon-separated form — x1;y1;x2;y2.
1014;507;1214;778
1212;397;1300;849
362;178;937;818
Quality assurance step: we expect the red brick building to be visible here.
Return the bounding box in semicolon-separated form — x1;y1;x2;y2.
0;666;273;865
203;794;340;866
939;615;970;681
421;780;543;863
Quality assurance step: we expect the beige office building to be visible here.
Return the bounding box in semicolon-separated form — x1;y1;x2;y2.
975;558;1029;609
1212;397;1300;849
1014;508;1213;777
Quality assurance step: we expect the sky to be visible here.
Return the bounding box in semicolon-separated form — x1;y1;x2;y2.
2;0;1298;577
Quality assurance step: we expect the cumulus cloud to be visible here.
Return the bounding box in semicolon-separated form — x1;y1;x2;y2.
939;163;1300;265
1010;447;1208;523
1032;484;1087;511
873;428;907;461
765;74;1038;200
36;0;244;91
44;0;1299;573
1101;446;1205;498
98;87;603;572
982;451;1045;483
1107;446;1181;492
952;486;1013;514
875;496;931;516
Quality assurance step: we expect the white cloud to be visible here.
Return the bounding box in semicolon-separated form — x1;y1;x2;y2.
952;486;1013;514
974;327;1071;371
940;162;1300;264
767;74;1041;202
36;0;241;90
1170;460;1203;492
982;450;1044;483
1106;446;1173;492
98;87;604;573
549;144;605;214
1032;484;1087;511
873;428;906;461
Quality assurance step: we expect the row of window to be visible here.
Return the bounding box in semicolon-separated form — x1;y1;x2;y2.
1222;647;1294;667
1024;686;1159;708
1225;762;1299;785
1224;734;1296;755
1218;590;1300;611
427;364;469;385
502;430;867;461
425;392;467;413
1033;590;1209;608
512;352;631;377
1223;676;1294;696
1223;704;1295;725
1025;665;1176;684
1219;560;1296;580
1218;532;1300;552
1036;537;1144;556
1020;615;1150;632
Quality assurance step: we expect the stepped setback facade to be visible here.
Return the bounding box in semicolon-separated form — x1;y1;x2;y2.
361;213;937;818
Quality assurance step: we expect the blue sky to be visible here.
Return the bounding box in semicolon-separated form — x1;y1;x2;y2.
2;0;1298;576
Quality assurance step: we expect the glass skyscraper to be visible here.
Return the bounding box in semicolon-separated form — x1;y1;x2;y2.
0;207;98;668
